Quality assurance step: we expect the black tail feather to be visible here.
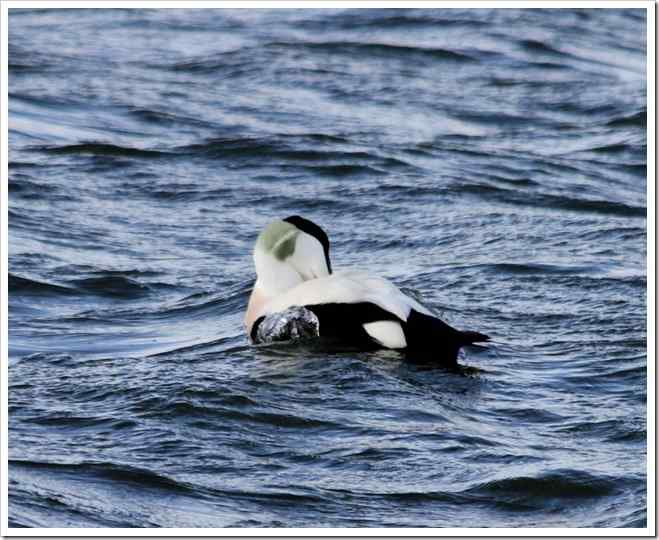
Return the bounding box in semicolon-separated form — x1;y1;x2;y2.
404;309;488;367
460;330;490;344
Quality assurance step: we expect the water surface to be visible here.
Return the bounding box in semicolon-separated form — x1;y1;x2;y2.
8;8;647;528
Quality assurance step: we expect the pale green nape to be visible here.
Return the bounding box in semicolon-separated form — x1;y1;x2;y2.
256;220;299;261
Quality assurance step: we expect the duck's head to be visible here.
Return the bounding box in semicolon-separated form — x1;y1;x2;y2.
254;215;332;292
245;216;332;329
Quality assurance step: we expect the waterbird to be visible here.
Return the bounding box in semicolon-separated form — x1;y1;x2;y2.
245;216;489;367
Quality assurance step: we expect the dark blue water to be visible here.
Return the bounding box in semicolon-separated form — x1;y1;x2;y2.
8;8;647;528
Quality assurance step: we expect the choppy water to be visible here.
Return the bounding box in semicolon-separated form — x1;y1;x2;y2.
8;8;648;528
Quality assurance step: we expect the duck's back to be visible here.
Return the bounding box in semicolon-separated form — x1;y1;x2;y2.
254;270;488;365
256;271;423;351
262;270;430;322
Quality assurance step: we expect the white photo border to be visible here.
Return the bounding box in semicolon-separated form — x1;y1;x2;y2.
1;1;654;536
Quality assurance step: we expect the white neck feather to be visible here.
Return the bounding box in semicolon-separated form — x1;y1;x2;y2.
245;224;333;331
254;249;304;296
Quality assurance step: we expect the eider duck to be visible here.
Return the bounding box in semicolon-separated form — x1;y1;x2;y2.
245;216;489;367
